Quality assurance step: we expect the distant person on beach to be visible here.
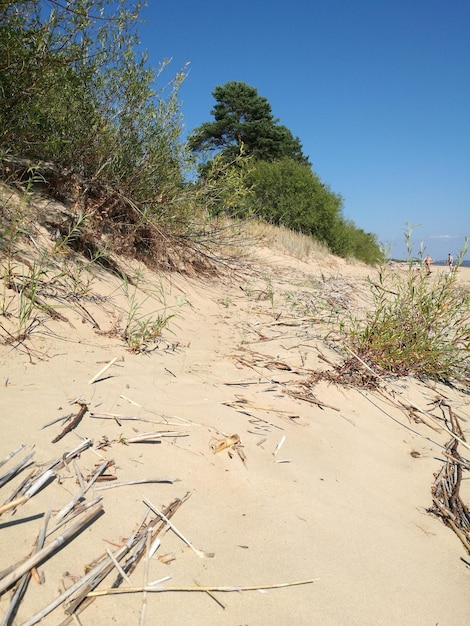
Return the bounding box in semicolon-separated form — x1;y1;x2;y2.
446;253;454;272
424;255;432;274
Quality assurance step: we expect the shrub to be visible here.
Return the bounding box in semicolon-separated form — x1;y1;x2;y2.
347;233;470;382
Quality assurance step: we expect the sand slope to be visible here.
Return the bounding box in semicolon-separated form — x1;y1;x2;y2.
0;240;469;625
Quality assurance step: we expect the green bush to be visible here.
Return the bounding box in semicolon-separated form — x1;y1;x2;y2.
347;234;470;381
246;158;342;242
0;1;188;220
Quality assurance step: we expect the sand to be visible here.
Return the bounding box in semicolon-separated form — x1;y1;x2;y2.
0;239;469;625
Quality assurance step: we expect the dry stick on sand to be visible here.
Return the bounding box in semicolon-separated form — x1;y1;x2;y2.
60;520;149;620
0;468;55;516
139;528;153;626
273;435;286;456
0;449;35;489
90;412;166;426
1;510;51;626
223;400;296;415
59;495;190;623
43;439;93;473
285;389;340;412
22;533;137;626
342;347;470;551
40;413;74;430
88;357;117;385
87;578;320;597
1;440;92;515
1;469;35;507
0;444;26;469
55;459;111;521
344;346;470;451
47;497;103;537
143;497;215;558
194;579;227;610
106;548;132;585
429;414;470;554
51;403;88;444
0;503;103;595
95;478;178;492
234;353;339;411
122;431;186;444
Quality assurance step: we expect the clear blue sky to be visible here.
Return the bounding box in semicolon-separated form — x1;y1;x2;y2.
136;0;469;261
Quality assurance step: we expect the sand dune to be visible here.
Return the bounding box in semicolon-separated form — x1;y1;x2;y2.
0;237;469;625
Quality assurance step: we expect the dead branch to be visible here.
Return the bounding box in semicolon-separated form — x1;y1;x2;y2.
52;403;88;443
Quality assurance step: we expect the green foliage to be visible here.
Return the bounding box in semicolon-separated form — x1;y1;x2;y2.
189;81;309;165
189;81;382;264
194;151;254;218
347;231;470;382
245;158;342;243
330;219;383;264
120;275;179;353
0;1;188;221
244;158;382;263
0;3;382;269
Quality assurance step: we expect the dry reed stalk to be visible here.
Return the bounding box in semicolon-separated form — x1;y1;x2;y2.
194;579;226;610
0;444;26;469
87;578;320;597
0;468;55;516
286;389;340;412
0;449;35;489
62;496;189;621
73;459;86;492
0;495;29;515
88;358;117;384
24;468;55;498
344;345;470;450
223;400;295;415
224;379;269;386
62;527;144;618
1;510;51;626
1;470;35;506
225;402;284;431
273;435;286;456
106;548;132;584
55;460;110;521
44;439;93;473
148;575;171;586
428;402;470;554
0;503;103;595
22;539;132;626
47;497;103;537
432;498;470;552
120;395;142;407
143;497;214;559
95;478;178;492
210;434;240;454
40;413;74;430
122;434;164;444
139;528;153;626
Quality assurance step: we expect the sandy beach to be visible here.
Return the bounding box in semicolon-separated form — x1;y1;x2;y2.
1;238;469;625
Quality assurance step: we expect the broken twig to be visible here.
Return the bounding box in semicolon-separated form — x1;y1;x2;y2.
143;497;214;559
52;404;88;444
87;578;319;597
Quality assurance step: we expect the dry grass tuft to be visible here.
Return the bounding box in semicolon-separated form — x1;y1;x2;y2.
241;220;330;260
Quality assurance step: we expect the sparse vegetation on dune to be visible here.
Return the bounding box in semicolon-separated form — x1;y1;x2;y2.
343;229;470;384
241;220;330;260
1;2;468;383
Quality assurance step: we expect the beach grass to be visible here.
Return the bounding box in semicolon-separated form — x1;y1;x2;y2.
346;238;470;382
